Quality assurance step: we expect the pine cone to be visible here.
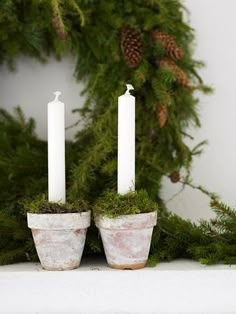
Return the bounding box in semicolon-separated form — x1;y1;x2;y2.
156;104;168;128
170;171;180;183
120;25;143;68
52;16;68;40
159;59;191;89
152;30;184;61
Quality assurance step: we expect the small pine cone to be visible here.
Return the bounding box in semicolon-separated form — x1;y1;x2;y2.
52;16;60;29
157;104;168;128
166;40;184;61
52;16;68;40
152;30;184;61
120;25;143;68
159;59;191;89
57;31;68;40
170;171;180;183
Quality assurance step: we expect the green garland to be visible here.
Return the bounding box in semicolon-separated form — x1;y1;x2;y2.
0;108;236;266
1;0;235;266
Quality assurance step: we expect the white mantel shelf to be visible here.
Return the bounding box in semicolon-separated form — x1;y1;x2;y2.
0;258;236;314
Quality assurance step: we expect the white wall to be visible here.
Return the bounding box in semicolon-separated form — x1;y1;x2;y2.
0;57;85;140
162;0;236;221
0;0;235;221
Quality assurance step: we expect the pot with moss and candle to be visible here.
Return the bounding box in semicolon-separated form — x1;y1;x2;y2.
24;196;91;271
94;190;158;270
94;84;157;269
25;92;91;270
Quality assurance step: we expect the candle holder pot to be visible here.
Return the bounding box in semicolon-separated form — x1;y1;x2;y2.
24;196;91;271
94;190;158;270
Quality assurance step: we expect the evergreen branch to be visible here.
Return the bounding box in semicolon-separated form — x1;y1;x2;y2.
159;226;179;240
200;220;228;242
180;131;194;140
65;118;82;130
133;0;160;13
179;178;219;199
67;0;85;27
189;67;203;84
210;199;236;222
165;182;185;203
191;140;208;156
0;248;27;265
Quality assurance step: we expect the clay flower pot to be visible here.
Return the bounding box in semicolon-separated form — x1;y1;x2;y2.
27;211;91;271
95;211;157;269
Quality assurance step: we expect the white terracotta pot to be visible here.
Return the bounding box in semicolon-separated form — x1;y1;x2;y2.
27;211;91;271
95;211;157;269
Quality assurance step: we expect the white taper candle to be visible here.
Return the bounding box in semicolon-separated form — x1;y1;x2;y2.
118;84;135;195
48;91;66;203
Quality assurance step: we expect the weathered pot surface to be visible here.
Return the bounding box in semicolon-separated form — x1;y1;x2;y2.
95;211;157;270
27;211;91;271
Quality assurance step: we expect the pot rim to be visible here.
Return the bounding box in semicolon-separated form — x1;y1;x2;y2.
95;210;157;230
27;210;91;216
27;210;91;230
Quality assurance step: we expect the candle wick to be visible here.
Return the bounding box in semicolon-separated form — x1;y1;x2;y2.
125;84;134;95
53;91;62;102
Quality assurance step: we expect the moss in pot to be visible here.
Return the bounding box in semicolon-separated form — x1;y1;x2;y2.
23;195;91;271
94;190;158;270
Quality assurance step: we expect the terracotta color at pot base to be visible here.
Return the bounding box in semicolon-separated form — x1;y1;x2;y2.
109;262;146;270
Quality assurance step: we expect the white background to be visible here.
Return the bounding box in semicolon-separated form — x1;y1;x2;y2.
0;0;235;222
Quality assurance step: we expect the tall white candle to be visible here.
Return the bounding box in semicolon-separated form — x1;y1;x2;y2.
48;91;66;203
118;84;135;195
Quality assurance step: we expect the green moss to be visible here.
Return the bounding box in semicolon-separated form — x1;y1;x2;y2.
22;194;90;214
94;190;158;218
